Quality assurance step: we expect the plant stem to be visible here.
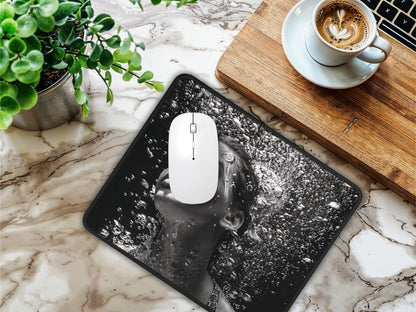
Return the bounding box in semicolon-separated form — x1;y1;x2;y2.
94;68;110;89
111;63;141;79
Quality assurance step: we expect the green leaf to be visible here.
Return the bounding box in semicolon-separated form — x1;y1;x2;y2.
15;69;40;84
64;54;74;67
52;60;67;69
86;23;103;35
1;66;16;82
53;47;64;61
68;59;81;74
8;37;26;54
78;55;88;68
11;59;30;74
105;35;121;49
38;0;59;17
152;81;164;92
81;101;89;117
73;71;83;88
110;64;123;74
26;50;44;70
122;71;133;81
105;71;112;86
106;88;113;104
54;16;68;27
0;95;20;115
89;43;103;62
144;81;154;89
23;35;41;54
98;49;113;67
1;18;18;36
70;37;84;50
136;42;145;51
75;89;87;104
53;2;81;21
0;47;9;75
86;58;97;69
113;49;131;63
138;71;153;83
0;81;18;98
17;83;37;110
12;0;31;15
0;82;10;97
0;111;12;129
85;6;94;18
120;38;131;55
97;63;110;71
58;21;75;45
96;17;114;33
130;64;141;71
151;0;162;5
93;13;110;23
17;14;38;38
0;2;15;22
130;52;141;68
37;15;55;32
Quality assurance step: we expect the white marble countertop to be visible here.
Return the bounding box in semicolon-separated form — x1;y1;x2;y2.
1;0;415;311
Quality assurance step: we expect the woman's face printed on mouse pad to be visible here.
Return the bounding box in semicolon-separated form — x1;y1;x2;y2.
90;77;361;312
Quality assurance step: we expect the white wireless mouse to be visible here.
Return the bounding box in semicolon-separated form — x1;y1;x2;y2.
168;112;219;204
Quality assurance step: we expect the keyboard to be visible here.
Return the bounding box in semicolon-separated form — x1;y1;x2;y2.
360;0;416;52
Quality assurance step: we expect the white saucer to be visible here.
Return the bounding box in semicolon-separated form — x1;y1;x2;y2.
282;0;379;89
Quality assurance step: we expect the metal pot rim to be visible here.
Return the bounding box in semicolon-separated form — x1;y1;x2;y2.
37;70;72;96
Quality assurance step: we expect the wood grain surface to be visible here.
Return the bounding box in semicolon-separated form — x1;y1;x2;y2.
216;0;416;204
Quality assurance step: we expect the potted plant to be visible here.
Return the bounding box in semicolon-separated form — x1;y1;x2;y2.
0;0;196;130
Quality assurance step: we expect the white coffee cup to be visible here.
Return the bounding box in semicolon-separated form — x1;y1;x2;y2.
305;0;392;66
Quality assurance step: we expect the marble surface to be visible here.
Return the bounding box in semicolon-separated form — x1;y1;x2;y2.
1;0;415;311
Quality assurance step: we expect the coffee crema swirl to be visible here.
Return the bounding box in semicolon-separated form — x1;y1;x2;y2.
316;3;369;50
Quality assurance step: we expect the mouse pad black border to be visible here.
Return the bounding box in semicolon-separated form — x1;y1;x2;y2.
83;74;362;312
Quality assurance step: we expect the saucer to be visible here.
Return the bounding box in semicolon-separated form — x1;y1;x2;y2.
282;0;379;89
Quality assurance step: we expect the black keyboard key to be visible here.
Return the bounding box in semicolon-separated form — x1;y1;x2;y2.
410;5;416;18
412;27;416;37
360;0;381;9
380;20;416;51
395;12;416;31
374;13;382;23
392;0;414;12
377;1;399;20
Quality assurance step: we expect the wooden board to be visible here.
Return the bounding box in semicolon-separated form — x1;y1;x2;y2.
216;0;416;204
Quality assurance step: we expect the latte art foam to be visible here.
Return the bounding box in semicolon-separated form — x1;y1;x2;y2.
316;3;369;50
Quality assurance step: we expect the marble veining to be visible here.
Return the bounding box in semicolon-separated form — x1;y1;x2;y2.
1;0;415;311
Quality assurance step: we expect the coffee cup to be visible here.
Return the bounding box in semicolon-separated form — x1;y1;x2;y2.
305;0;392;66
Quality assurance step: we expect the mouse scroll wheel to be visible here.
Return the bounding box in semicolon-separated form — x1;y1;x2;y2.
190;123;197;133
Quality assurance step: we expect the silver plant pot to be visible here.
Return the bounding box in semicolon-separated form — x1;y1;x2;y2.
12;71;84;131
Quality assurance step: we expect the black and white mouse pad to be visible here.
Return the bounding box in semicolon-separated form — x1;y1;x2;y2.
83;74;362;312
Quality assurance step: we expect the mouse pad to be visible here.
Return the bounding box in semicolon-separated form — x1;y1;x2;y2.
83;74;362;312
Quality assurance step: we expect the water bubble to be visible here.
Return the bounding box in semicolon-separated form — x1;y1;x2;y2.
134;200;147;210
141;179;149;189
146;147;154;158
328;201;340;209
223;153;235;163
242;293;252;302
112;226;121;236
100;229;109;237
